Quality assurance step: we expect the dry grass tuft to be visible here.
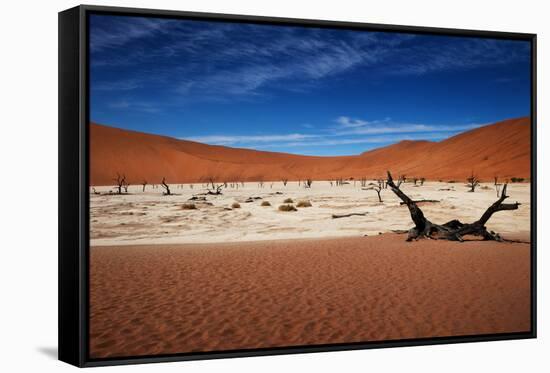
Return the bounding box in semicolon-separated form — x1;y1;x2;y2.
283;198;294;203
278;204;297;212
296;200;312;208
231;202;241;209
181;203;197;210
261;201;271;207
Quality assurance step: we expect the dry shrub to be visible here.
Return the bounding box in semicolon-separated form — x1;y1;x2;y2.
261;201;271;206
278;204;297;212
231;202;241;209
296;200;312;208
181;203;197;210
283;198;294;203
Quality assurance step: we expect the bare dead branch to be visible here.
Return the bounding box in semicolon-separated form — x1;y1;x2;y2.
387;171;519;242
467;171;480;192
364;182;383;202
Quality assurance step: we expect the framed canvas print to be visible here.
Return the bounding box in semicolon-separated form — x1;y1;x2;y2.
58;5;537;367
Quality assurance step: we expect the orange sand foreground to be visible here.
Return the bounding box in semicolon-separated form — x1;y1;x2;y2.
90;234;531;358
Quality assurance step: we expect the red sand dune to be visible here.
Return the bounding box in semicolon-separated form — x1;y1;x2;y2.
90;117;530;185
90;234;531;358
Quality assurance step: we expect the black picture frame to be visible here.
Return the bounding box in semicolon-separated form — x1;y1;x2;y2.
59;4;537;367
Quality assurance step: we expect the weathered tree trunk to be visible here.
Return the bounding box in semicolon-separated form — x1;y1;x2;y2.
207;178;224;195
467;171;480;192
113;173;126;194
161;177;171;195
386;171;520;242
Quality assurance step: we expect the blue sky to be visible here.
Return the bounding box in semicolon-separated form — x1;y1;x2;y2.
89;14;531;156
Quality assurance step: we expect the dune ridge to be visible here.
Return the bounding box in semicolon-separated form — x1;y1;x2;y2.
90;117;530;185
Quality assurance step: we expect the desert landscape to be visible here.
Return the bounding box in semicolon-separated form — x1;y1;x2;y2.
89;117;531;358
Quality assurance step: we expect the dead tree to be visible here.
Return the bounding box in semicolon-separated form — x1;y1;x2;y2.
399;174;406;185
412;177;418;186
360;177;367;188
161;177;171;195
123;179;130;193
207;177;224;195
305;179;313;188
113;173;126;194
386;171;519;242
420;177;425;186
141;180;147;192
365;182;383;202
467;171;480;192
281;178;288;187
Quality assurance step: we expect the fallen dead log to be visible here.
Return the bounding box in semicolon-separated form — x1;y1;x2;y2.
386;171;520;242
188;196;207;201
332;212;369;219
245;196;262;203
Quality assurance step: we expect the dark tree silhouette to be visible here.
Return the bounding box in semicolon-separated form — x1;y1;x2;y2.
467;171;480;192
207;177;224;195
386;171;519;242
161;177;171;195
399;174;407;184
141;180;147;192
365;182;383;202
113;173;126;195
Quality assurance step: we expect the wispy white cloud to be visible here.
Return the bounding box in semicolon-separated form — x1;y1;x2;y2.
333;116;485;135
335;116;391;128
108;100;161;113
180;116;484;150
185;133;320;146
266;133;449;148
90;16;529;101
90;17;173;52
92;79;142;91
